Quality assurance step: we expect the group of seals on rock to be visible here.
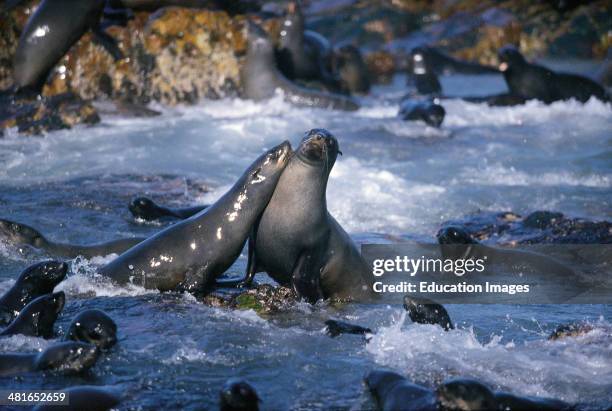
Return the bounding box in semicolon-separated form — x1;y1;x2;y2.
365;371;572;411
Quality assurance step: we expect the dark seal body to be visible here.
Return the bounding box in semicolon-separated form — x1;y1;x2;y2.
0;291;65;338
220;379;260;411
99;141;292;292
245;129;373;302
0;341;99;377
334;45;371;94
242;22;359;111
0;218;144;258
365;370;437;411
403;295;454;330
32;386;120;411
0;261;67;325
498;45;609;103
399;99;445;128
13;0;107;91
64;309;118;349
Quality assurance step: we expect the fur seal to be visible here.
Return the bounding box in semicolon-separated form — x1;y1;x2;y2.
99;141;292;293
325;319;372;338
129;197;208;221
408;49;442;95
238;129;373;302
410;46;498;75
32;386;121;411
13;0;122;93
63;309;117;349
0;260;67;325
437;225;576;278
0;291;65;338
498;45;609;103
0;341;99;377
242;22;359;111
403;295;454;331
436;378;497;410
0;218;145;258
276;1;337;87
399;99;445;128
333;44;371;94
365;370;437;411
220;379;260;411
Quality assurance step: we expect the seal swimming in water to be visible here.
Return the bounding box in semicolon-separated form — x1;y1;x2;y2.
63;309;118;349
0;291;65;338
399;99;446;128
403;295;454;331
32;386;121;411
236;129;373;302
0;218;145;258
99;141;292;293
0;260;67;325
0;341;99;377
365;370;437;411
220;379;260;411
129;197;208;221
12;0;122;94
498;45;609;103
242;22;359;111
325;319;372;338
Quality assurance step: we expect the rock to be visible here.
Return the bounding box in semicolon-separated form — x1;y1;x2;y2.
0;1;281;134
199;284;300;315
548;322;595;340
364;50;396;83
0;92;100;136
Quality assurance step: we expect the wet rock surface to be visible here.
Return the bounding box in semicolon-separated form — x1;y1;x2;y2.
440;210;612;244
200;284;301;316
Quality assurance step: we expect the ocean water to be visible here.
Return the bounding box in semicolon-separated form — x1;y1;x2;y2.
0;73;611;410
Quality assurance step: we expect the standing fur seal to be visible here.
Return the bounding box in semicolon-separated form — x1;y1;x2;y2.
334;45;371;94
12;0;122;94
63;309;118;349
237;129;373;302
276;1;337;88
408;49;442;96
0;260;67;325
409;46;498;75
129;197;208;221
99;141;292;293
0;291;65;338
0;218;145;258
403;295;454;330
498;45;609;103
0;341;99;377
242;22;359;111
399;99;445;128
220;379;260;411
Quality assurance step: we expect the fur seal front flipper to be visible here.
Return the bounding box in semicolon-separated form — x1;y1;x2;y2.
129;197;208;221
242;22;359;111
0;261;67;325
99;141;292;293
0;218;145;258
